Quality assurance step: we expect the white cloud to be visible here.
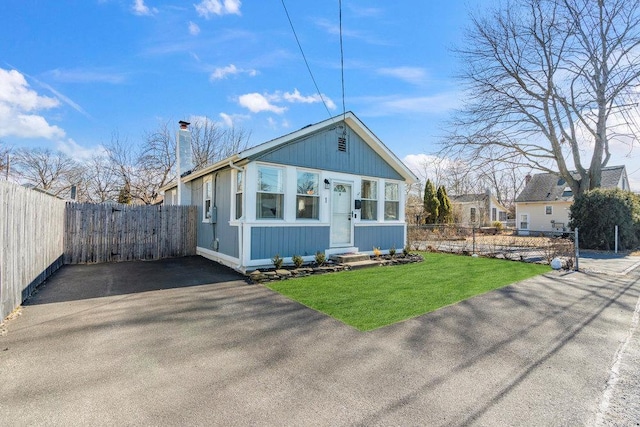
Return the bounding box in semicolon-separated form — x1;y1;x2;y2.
210;64;257;81
0;68;65;139
237;89;336;114
56;139;106;162
188;21;201;35
195;0;241;19
378;67;428;85
237;93;287;114
45;68;126;84
218;112;249;127
283;89;337;109
356;92;463;116
132;0;157;16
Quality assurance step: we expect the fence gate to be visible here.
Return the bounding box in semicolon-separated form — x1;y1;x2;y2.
64;203;197;264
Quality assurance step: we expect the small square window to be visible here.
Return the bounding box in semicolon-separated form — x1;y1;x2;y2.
545;206;553;215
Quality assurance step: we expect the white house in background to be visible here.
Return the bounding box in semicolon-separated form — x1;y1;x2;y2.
162;112;418;272
514;165;629;234
449;190;510;227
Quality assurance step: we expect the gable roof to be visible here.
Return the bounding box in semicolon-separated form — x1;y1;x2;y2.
450;192;509;211
450;193;488;203
515;165;627;203
180;112;418;185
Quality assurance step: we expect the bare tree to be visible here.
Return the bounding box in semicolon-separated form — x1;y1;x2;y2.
104;132;139;203
0;140;11;180
81;155;119;203
444;0;640;196
190;117;251;170
12;147;82;197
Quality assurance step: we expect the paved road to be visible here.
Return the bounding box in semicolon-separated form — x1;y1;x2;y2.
1;255;639;426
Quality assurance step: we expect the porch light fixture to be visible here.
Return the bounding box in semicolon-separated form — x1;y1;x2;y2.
324;179;330;189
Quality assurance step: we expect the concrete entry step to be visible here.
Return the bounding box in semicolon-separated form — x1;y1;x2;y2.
331;253;371;264
343;259;381;270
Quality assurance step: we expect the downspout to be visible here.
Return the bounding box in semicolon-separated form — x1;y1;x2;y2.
229;161;245;271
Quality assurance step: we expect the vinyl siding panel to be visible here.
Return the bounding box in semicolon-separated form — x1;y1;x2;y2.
354;225;405;252
254;126;403;180
250;226;330;260
516;201;571;232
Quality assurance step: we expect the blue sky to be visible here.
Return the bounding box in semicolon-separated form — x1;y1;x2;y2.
2;0;639;186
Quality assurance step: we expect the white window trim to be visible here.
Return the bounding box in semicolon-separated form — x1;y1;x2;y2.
383;180;401;222
232;169;244;221
256;164;285;221
360;178;379;221
203;176;212;222
545;205;553;215
295;168;321;221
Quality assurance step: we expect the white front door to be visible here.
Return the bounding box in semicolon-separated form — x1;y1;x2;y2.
331;182;353;246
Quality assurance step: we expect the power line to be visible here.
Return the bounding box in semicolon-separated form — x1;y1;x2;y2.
339;0;346;121
280;0;333;119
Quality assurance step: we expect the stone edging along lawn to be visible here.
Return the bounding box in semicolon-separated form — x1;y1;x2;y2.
247;253;425;284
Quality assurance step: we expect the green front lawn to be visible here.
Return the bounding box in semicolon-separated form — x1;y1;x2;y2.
267;252;550;331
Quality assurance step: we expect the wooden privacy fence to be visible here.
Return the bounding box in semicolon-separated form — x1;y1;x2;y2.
64;203;197;264
1;181;66;320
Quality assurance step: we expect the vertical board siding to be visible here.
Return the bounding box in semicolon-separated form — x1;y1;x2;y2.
193;171;239;258
0;181;65;320
63;204;197;264
250;226;330;260
354;225;405;252
256;126;403;180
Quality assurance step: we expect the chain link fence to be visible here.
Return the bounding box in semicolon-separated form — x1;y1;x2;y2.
407;225;577;270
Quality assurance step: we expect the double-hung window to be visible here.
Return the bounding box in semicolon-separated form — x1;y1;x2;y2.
361;179;378;220
235;171;243;220
257;166;284;219
384;182;399;220
296;171;319;219
203;178;212;221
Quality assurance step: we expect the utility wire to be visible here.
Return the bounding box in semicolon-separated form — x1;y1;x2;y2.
339;0;346;122
280;0;333;119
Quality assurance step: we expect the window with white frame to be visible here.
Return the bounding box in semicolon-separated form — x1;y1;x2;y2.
384;182;399;220
545;205;553;215
235;171;243;220
256;166;284;219
361;179;377;220
203;178;212;221
296;171;319;219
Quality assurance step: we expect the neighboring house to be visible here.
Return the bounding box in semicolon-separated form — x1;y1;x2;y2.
514;165;629;234
449;190;510;227
162;112;418;272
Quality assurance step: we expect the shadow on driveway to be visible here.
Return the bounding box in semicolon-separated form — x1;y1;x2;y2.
25;256;247;305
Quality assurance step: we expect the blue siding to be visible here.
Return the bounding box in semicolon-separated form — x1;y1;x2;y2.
192;171;239;258
254;125;403;180
355;225;405;252
250;226;330;260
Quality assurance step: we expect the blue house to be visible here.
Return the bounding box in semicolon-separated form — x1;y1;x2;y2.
163;112;418;272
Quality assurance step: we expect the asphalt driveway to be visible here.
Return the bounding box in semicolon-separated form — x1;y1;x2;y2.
1;255;639;426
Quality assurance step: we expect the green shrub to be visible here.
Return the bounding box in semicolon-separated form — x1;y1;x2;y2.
492;221;504;231
292;254;304;268
272;254;284;269
569;188;640;250
389;246;396;257
315;251;326;266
